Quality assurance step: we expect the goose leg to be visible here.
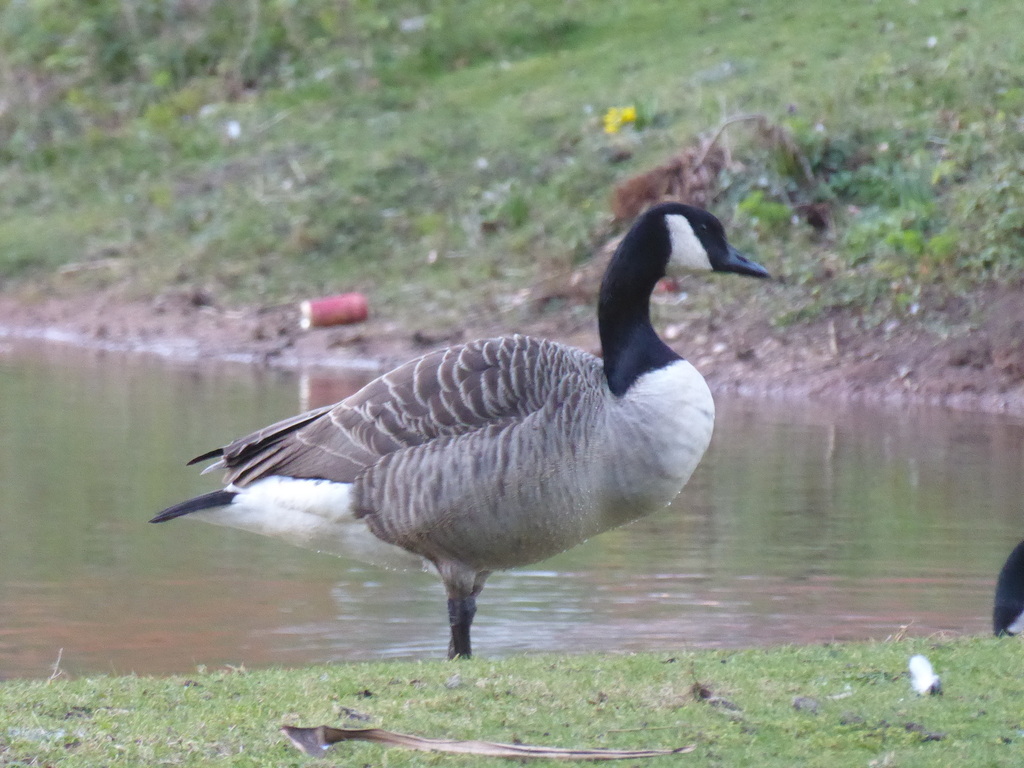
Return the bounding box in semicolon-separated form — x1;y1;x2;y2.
440;566;490;660
447;595;476;659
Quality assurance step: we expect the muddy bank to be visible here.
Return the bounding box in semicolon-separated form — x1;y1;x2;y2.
2;284;1024;417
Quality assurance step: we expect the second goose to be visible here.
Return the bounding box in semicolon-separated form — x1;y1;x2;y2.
152;202;770;658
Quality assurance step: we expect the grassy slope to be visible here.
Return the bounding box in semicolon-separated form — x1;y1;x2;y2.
2;0;1024;332
3;638;1022;766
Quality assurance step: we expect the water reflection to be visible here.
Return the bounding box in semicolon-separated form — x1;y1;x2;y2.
0;340;1021;678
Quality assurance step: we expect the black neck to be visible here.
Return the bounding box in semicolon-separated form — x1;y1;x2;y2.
598;227;682;397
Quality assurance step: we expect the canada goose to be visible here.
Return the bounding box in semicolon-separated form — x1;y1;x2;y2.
151;202;769;659
993;539;1024;636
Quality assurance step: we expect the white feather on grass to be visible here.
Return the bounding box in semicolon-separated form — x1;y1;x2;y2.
908;654;942;695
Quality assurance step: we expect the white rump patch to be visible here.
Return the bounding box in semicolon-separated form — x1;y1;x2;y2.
192;476;423;571
665;214;712;271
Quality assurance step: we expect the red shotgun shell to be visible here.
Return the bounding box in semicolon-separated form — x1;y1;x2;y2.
299;293;369;329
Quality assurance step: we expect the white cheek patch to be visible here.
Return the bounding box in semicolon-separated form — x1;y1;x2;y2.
666;214;712;271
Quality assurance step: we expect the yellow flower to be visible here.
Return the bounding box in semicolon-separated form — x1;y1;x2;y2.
602;105;638;134
602;108;622;134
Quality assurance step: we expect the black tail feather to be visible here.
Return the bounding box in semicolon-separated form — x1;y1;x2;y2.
187;448;225;466
150;490;237;523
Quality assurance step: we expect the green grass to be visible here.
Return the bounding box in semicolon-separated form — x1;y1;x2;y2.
3;638;1022;766
2;0;1024;330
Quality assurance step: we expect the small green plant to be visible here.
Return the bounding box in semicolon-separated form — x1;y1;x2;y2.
736;190;792;235
949;157;1024;278
924;229;959;268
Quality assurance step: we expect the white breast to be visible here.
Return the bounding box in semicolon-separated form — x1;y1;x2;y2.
598;359;714;527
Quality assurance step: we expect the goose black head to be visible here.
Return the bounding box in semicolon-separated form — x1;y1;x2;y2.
659;203;770;279
598;203;769;396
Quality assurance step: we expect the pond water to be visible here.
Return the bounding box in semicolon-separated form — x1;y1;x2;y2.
1;339;1022;679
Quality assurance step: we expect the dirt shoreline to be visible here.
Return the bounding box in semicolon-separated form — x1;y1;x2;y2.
3;287;1024;418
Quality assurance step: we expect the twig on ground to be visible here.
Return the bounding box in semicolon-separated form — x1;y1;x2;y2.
47;648;65;684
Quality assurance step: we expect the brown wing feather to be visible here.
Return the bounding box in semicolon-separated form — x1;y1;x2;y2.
203;335;592;488
192;404;334;467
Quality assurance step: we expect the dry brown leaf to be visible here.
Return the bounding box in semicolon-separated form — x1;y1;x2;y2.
610;114;771;222
281;725;694;760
